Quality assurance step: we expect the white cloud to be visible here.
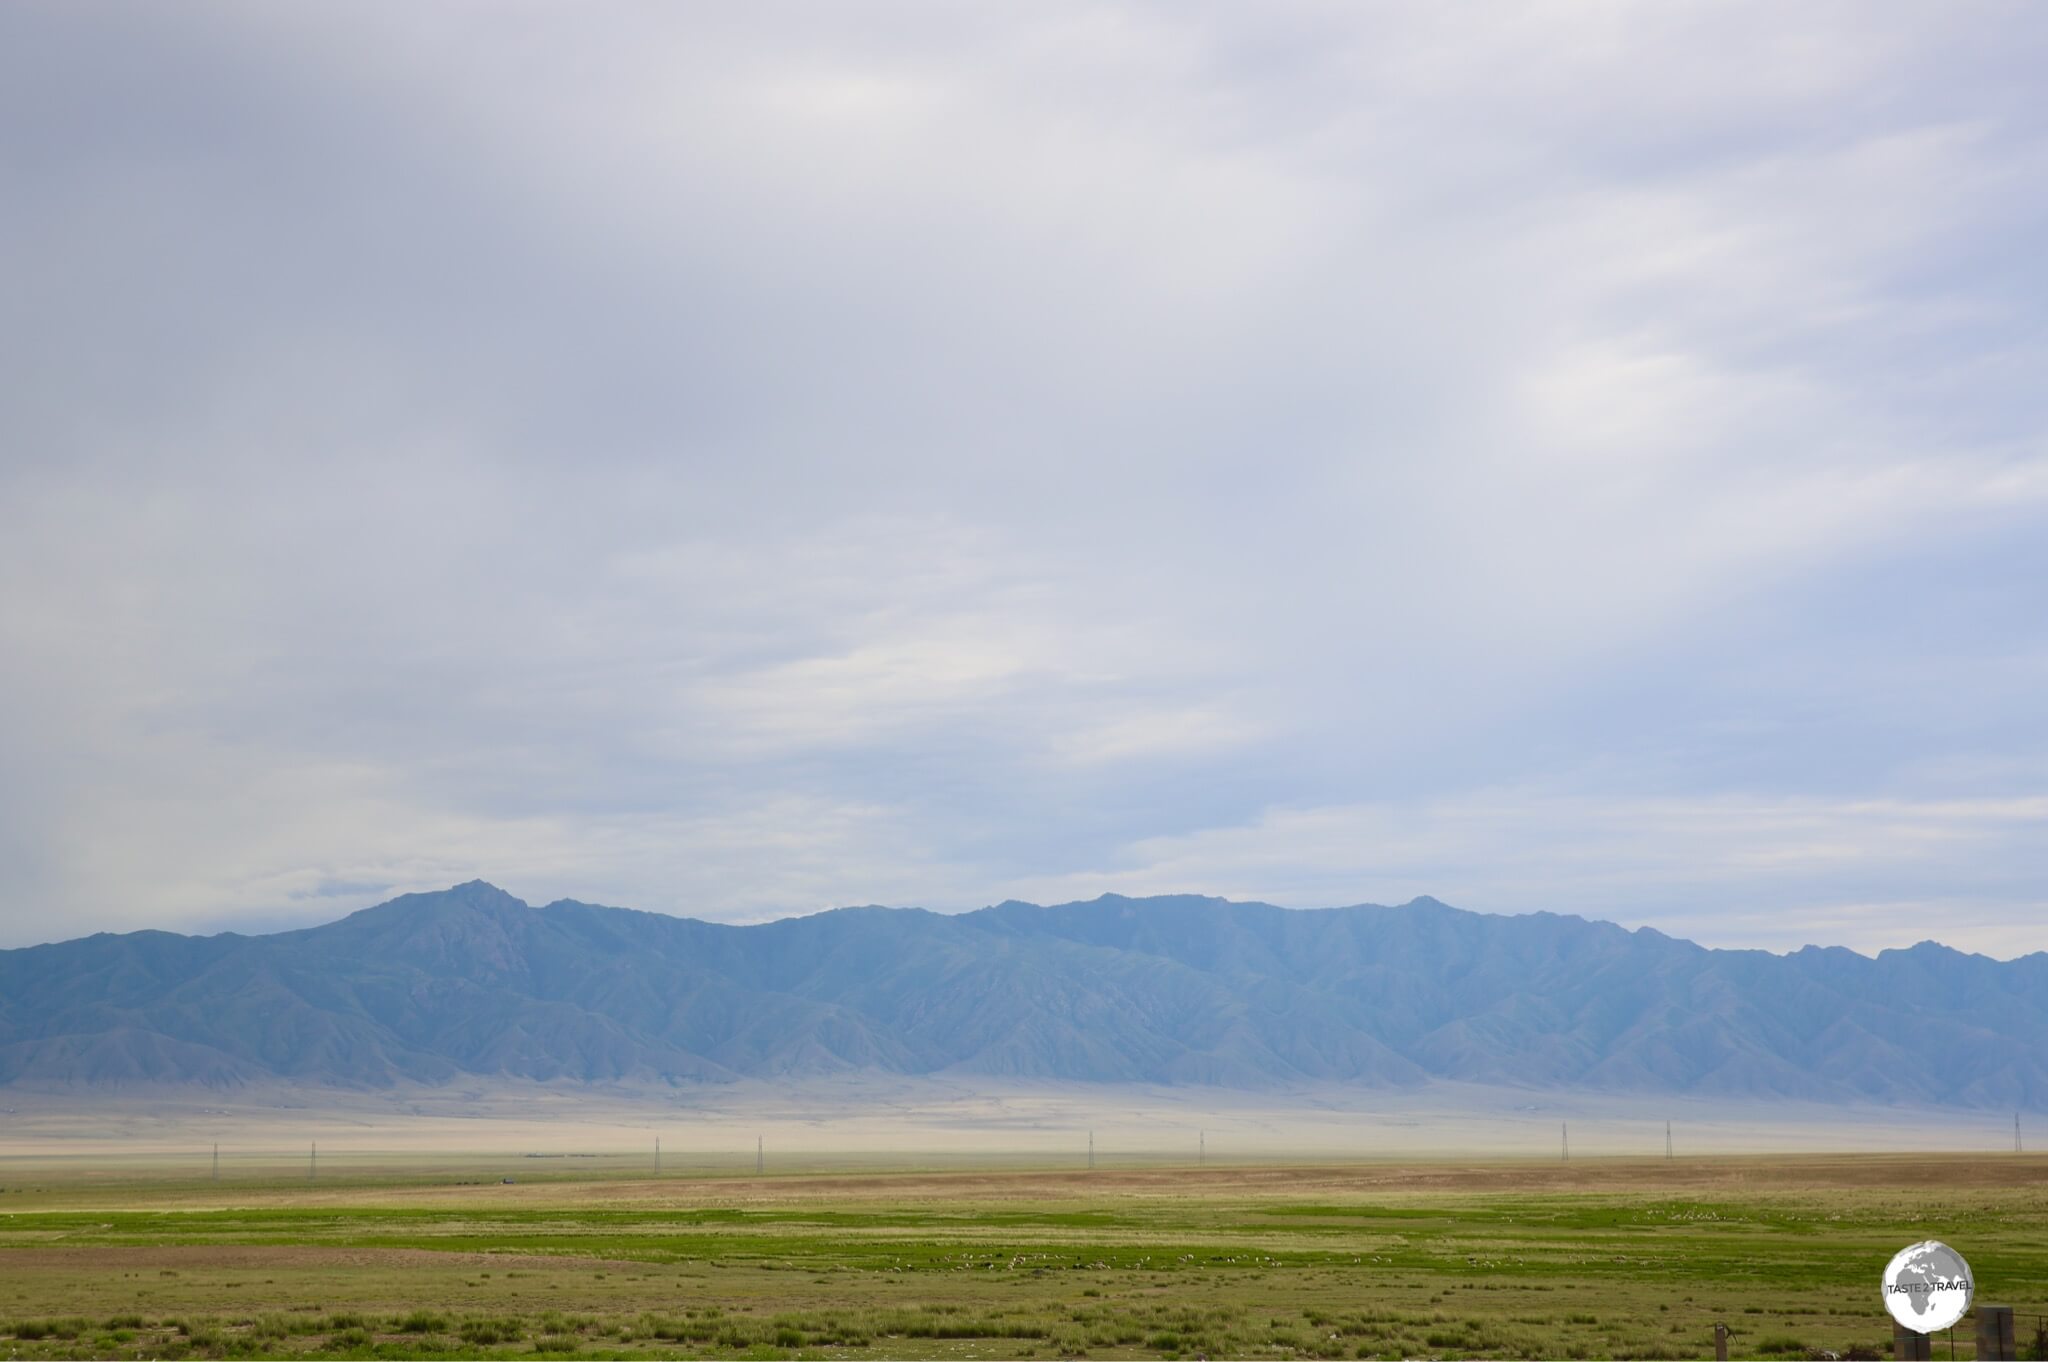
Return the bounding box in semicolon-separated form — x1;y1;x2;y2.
996;791;2048;957
1;2;2045;949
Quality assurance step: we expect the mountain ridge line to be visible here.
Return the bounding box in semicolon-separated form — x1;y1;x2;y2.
2;880;2042;1107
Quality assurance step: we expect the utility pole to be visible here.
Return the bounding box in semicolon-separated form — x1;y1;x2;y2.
1666;1120;1673;1160
755;1135;763;1176
1561;1122;1569;1163
309;1142;317;1183
1198;1130;1205;1167
1088;1130;1095;1171
212;1143;219;1183
655;1136;661;1176
2017;1113;2023;1154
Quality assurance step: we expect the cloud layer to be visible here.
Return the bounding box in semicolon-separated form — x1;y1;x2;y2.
3;2;2045;954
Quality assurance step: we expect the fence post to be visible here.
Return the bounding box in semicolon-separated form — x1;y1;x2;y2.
1975;1306;2016;1361
1713;1322;1728;1361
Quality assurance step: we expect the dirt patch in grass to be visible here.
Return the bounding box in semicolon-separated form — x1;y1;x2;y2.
480;1153;2048;1205
10;1244;645;1273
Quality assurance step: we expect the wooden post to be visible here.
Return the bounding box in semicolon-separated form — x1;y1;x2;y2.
1975;1306;2016;1361
1713;1321;1728;1361
1894;1321;1931;1360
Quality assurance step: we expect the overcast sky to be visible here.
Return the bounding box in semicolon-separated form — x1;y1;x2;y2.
3;3;2045;955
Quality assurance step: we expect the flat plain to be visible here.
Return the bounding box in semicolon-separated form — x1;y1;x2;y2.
3;1151;2046;1361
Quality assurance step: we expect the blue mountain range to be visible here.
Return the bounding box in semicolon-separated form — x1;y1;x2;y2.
1;881;2040;1107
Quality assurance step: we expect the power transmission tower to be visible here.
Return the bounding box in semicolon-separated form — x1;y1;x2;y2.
1666;1120;1673;1160
1198;1130;1205;1167
655;1136;661;1176
755;1135;763;1175
309;1142;317;1183
2018;1113;2023;1154
1561;1122;1569;1162
1088;1130;1095;1171
212;1143;219;1182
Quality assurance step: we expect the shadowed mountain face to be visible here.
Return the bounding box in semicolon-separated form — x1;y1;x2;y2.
2;882;2043;1107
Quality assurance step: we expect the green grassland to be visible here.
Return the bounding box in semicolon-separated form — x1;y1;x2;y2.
2;1155;2045;1360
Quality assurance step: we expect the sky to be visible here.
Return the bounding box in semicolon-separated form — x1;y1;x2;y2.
2;3;2045;956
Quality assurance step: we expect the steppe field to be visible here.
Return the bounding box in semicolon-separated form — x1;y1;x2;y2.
2;1086;2044;1361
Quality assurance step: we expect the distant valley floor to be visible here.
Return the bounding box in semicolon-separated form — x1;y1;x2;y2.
0;1077;2031;1173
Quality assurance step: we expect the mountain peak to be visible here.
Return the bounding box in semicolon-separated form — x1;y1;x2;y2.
448;878;518;900
335;880;530;928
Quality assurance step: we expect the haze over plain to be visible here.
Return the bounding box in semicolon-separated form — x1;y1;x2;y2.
2;4;2046;956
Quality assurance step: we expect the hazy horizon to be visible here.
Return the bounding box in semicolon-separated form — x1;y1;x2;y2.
1;1074;2031;1163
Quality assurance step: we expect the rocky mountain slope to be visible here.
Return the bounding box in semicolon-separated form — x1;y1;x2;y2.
1;881;2041;1106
